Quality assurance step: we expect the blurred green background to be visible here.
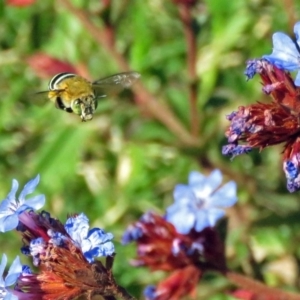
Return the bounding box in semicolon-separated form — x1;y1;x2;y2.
1;0;300;299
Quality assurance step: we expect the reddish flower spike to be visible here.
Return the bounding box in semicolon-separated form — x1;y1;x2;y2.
27;53;77;79
6;0;35;6
224;59;300;192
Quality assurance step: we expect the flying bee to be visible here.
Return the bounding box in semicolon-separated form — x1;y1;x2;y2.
37;71;140;121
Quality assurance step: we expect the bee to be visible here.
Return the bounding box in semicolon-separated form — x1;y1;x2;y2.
37;71;140;121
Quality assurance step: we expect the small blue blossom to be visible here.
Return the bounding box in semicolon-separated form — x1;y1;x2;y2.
29;237;47;266
263;21;300;86
0;254;22;300
81;228;115;261
30;237;47;257
283;160;300;193
284;160;299;179
64;213;89;243
144;285;157;300
166;170;237;234
48;230;68;247
0;175;45;232
222;144;252;159
122;225;143;244
20;246;30;256
65;213;115;263
21;265;32;275
244;59;264;80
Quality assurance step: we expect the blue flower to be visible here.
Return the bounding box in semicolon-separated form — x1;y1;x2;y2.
283;160;300;193
29;237;47;266
165;170;237;234
81;228;115;262
244;59;264;80
0;175;45;232
144;285;157;300
263;22;300;86
48;231;68;247
21;265;32;275
122;225;143;244
64;213;89;243
222;144;252;159
65;213;115;263
0;254;23;300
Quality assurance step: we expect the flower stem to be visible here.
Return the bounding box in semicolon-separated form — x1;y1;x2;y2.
178;3;199;137
225;271;300;300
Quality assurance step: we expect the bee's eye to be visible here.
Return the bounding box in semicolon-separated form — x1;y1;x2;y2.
71;100;82;115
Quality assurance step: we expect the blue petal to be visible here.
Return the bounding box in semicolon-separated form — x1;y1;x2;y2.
188;171;206;185
81;238;92;253
122;226;143;244
166;206;195;234
0;254;7;279
5;180;19;203
204;169;223;191
0;198;16;218
294;71;300;86
244;59;263;80
173;185;196;205
65;213;89;242
29;237;46;257
166;199;195;217
83;241;115;262
86;228;114;246
83;248;98;263
5;256;22;286
144;285;157;300
206;208;225;227
294;21;300;47
208;181;237;207
4;293;18;300
98;241;115;256
22;265;32;275
284;161;298;179
191;170;222;199
19;175;40;201
194;210;211;232
22;195;45;211
194;209;225;232
0;214;19;233
48;231;67;247
263;32;300;70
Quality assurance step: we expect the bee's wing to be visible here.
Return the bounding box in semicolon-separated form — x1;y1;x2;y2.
30;90;50;106
31;89;64;106
92;71;140;97
33;90;49;96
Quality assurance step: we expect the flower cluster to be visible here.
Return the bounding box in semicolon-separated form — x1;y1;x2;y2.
0;175;132;300
223;21;300;192
123;169;237;300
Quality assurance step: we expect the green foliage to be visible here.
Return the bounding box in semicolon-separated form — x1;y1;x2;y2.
1;0;300;298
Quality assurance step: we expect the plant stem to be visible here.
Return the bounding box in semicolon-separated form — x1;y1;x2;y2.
225;271;300;300
178;4;199;137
